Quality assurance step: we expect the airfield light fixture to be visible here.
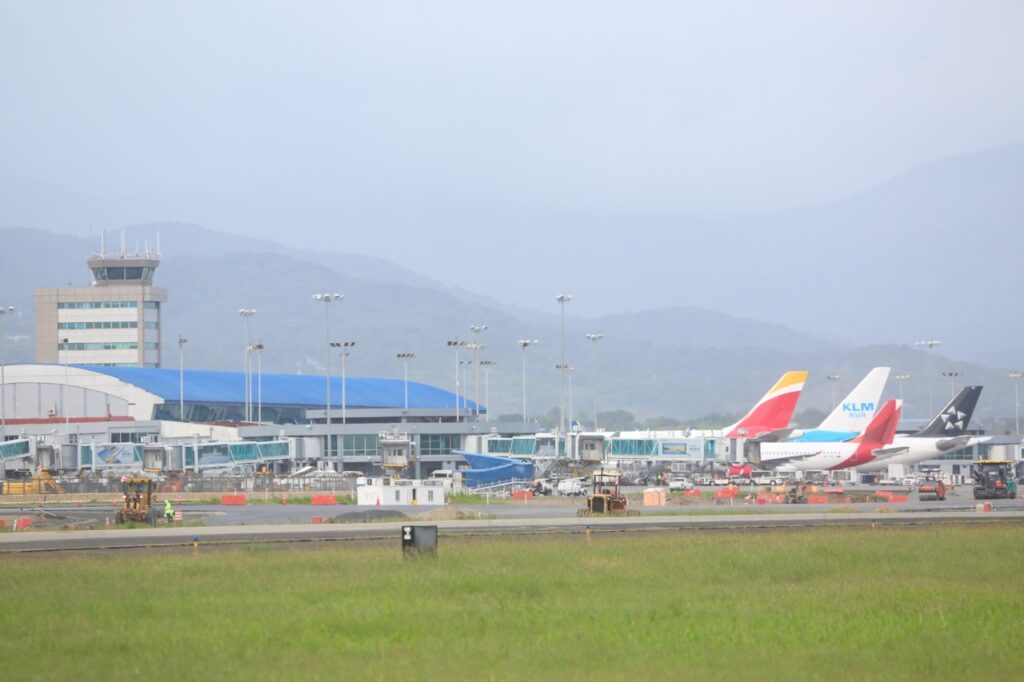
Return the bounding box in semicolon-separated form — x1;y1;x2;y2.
469;325;488;418
239;309;257;420
397;352;416;413
586;333;605;430
447;338;466;421
941;370;962;398
313;294;344;468
0;305;13;441
517;339;539;423
826;373;841;409
1010;372;1023;437
915;339;943;417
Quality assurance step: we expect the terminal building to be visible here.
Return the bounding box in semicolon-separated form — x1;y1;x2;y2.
34;244;166;368
0;363;536;478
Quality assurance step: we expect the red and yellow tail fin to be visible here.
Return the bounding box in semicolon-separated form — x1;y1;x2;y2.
724;371;808;438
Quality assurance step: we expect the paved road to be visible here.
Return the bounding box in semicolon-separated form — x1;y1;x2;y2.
4;484;1016;526
2;506;1023;553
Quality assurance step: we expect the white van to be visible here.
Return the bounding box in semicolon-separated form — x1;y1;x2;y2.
428;469;463;491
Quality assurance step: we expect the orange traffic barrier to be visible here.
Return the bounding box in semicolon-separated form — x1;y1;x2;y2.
875;490;894;498
311;516;323;524
888;494;909;503
281;494;288;505
806;495;829;504
311;494;338;506
510;490;534;500
714;489;735;499
17;516;33;530
220;494;247;505
823;487;845;495
683;489;703;497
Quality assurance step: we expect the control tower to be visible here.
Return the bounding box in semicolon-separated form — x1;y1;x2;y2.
34;233;168;368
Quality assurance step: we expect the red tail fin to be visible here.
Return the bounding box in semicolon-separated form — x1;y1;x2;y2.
856;399;900;446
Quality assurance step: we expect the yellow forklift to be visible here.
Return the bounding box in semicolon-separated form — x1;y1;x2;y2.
115;476;161;525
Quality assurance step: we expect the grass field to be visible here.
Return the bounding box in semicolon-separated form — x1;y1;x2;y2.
2;524;1022;681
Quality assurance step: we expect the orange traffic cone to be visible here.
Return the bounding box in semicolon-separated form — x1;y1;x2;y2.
376;496;381;506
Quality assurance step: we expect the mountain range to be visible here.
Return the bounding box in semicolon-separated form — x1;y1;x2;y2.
1;144;1022;427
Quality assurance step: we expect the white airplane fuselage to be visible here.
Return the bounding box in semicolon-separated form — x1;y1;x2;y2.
855;436;976;472
760;442;875;472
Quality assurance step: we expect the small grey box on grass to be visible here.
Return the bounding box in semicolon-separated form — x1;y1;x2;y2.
401;525;438;556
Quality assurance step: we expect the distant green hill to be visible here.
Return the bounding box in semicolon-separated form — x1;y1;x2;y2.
0;224;1018;427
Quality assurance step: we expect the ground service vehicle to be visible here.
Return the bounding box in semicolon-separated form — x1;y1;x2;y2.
785;481;810;504
917;477;946;501
579;471;638;517
116;476;161;525
668;477;693;491
971;460;1018;500
2;470;65;495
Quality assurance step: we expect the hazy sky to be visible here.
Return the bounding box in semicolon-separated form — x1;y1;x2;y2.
2;2;1023;322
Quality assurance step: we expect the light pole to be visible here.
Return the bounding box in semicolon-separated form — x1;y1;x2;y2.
517;339;538;424
1010;371;1023;436
447;339;465;421
0;305;13;441
397;352;415;413
915;339;942;416
893;374;911;402
313;293;343;468
177;336;188;421
60;336;69;443
941;370;962;399
250;343;264;422
826;373;840;409
469;325;488;419
555;294;573;439
565;365;575;431
460;360;471;413
480;359;495;422
586;333;604;430
239;309;256;421
332;341;355;425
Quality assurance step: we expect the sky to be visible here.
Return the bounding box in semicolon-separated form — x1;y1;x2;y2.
2;2;1023;326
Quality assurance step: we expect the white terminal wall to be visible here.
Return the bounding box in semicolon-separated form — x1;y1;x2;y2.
0;364;161;420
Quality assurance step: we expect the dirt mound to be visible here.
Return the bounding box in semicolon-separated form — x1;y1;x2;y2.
330;509;409;524
414;506;491;521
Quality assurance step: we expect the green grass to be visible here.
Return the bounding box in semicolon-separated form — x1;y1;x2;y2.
1;524;1023;680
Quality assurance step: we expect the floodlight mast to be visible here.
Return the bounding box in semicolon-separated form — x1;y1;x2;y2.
586;333;604;430
313;293;343;469
517;339;538;423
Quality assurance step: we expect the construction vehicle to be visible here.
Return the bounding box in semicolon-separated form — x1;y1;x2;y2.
578;470;638;517
116;475;161;525
2;469;66;495
917;476;947;501
785;481;809;504
971;460;1018;500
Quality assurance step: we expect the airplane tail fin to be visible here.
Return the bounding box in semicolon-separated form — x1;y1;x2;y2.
912;386;983;438
854;399;901;446
725;371;808;438
816;367;890;433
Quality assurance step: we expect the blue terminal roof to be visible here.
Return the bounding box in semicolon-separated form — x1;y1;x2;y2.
76;366;480;411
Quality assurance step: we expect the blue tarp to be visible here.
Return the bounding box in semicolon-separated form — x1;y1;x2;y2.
455;450;534;488
73;365;479;411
